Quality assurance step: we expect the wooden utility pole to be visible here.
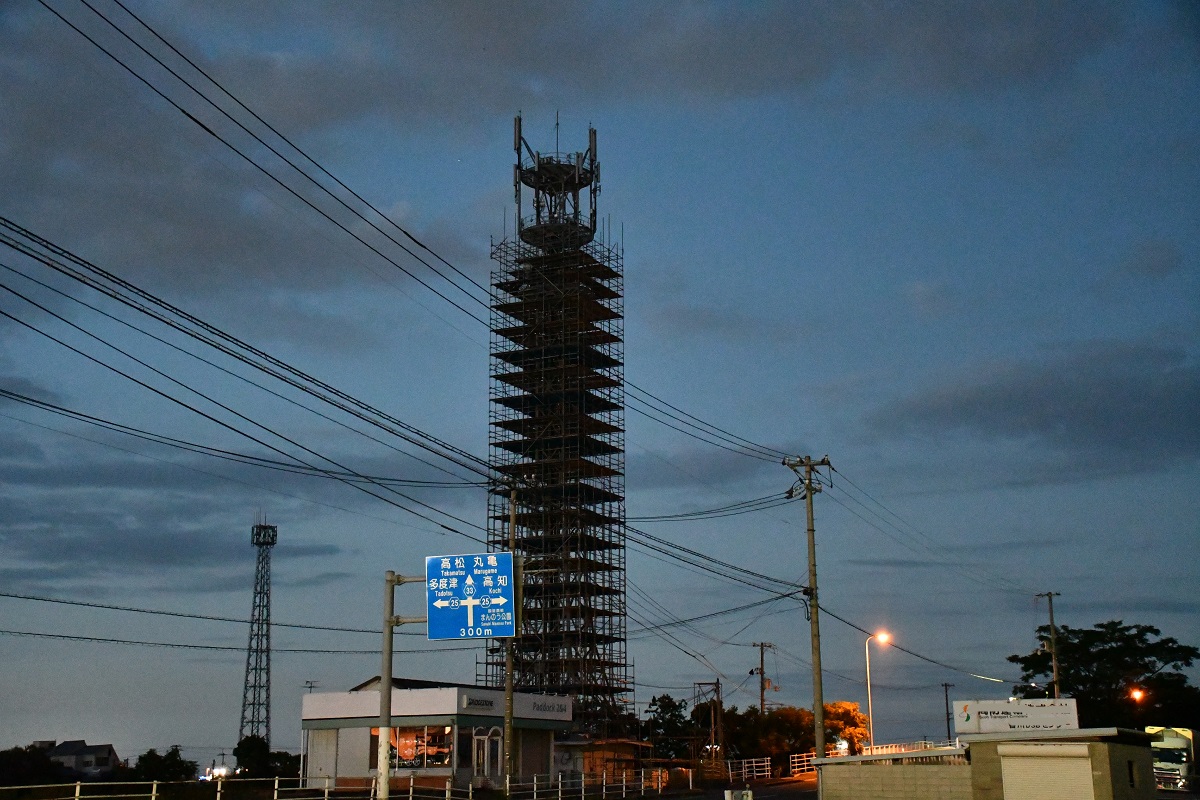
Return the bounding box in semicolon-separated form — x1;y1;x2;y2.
1036;592;1062;698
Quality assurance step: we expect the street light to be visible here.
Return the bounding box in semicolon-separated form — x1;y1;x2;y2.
865;631;890;754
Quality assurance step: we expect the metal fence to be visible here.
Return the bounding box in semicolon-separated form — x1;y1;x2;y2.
0;777;351;800
502;768;683;800
723;759;770;784
0;771;698;800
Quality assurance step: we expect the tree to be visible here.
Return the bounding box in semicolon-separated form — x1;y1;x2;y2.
644;694;696;760
267;750;300;778
0;745;67;786
233;736;270;777
824;701;870;754
130;746;197;782
1008;619;1200;728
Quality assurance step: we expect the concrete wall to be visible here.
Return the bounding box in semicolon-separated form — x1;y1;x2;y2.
967;740;1154;800
1096;742;1155;800
819;763;972;800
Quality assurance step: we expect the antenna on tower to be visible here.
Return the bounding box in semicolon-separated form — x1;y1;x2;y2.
239;519;278;747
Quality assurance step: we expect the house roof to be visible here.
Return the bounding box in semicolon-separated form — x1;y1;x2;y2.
350;675;477;692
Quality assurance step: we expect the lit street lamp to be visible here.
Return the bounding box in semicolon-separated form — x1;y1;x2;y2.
865;631;891;753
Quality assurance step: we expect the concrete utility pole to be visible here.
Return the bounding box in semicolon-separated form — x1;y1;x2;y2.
377;573;426;800
1036;591;1062;699
752;642;774;713
784;456;831;759
504;484;517;780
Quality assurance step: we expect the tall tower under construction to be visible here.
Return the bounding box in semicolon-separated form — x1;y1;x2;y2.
485;117;627;731
239;519;277;747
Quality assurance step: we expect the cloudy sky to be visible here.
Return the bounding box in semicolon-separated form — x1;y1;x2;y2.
1;0;1197;766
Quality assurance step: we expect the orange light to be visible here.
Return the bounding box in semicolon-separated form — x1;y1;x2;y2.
876;632;891;645
1130;688;1144;702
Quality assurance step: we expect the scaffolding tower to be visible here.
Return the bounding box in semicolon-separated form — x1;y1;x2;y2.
484;116;628;732
239;520;277;747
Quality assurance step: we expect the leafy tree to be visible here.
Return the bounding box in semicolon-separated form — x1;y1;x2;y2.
825;701;870;754
267;750;300;778
130;746;197;782
1007;619;1200;728
0;745;67;786
645;694;696;760
233;736;270;777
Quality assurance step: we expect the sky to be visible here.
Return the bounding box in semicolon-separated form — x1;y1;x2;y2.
1;0;1198;769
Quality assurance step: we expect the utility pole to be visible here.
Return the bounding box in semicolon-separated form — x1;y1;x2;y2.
752;642;774;713
504;484;517;780
1035;592;1062;699
377;572;426;800
942;683;954;742
784;455;831;758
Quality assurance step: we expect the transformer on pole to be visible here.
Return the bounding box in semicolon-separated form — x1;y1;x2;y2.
484;116;628;733
240;519;277;747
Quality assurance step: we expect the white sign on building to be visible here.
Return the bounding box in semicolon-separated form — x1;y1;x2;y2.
953;698;1079;734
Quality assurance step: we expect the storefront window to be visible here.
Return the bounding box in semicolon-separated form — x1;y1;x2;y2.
371;726;455;770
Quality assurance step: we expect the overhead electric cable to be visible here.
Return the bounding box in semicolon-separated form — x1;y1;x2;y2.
38;0;489;328
0;628;477;654
0;301;487;544
41;0;789;465
106;0;492;301
0;219;492;479
0;591;397;635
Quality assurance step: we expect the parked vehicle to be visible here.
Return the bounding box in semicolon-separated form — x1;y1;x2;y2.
1146;727;1194;791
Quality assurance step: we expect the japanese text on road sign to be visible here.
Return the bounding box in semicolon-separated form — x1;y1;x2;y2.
425;552;516;641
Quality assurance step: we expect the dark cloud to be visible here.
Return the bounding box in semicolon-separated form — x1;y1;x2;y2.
641;302;794;345
278;569;355;588
1119;240;1185;281
0;0;1134;326
169;0;1123;125
867;339;1200;471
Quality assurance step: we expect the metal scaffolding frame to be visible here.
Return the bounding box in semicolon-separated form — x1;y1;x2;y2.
483;117;628;732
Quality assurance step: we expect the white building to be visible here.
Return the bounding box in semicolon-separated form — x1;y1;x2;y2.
302;678;572;789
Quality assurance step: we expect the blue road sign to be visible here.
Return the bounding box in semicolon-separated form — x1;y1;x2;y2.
425;552;517;641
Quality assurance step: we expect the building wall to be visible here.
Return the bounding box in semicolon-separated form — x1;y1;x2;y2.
819;763;972;800
1097;742;1155;800
338;727;372;777
968;740;1154;800
307;729;338;780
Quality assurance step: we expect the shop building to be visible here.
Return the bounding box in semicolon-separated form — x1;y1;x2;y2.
302;677;571;789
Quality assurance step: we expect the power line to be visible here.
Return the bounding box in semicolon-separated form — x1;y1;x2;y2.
0;590;399;636
0;627;479;654
40;0;789;466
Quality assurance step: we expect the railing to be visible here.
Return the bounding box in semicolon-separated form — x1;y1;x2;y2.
787;753;816;776
0;777;351;800
503;769;680;800
724;758;770;784
860;740;954;756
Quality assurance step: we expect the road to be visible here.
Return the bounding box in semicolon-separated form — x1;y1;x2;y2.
697;776;817;800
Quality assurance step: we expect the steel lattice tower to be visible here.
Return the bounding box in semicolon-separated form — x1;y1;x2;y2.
239;521;277;747
485;116;628;732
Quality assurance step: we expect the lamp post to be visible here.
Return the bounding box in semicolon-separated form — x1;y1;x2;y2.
865;631;890;754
